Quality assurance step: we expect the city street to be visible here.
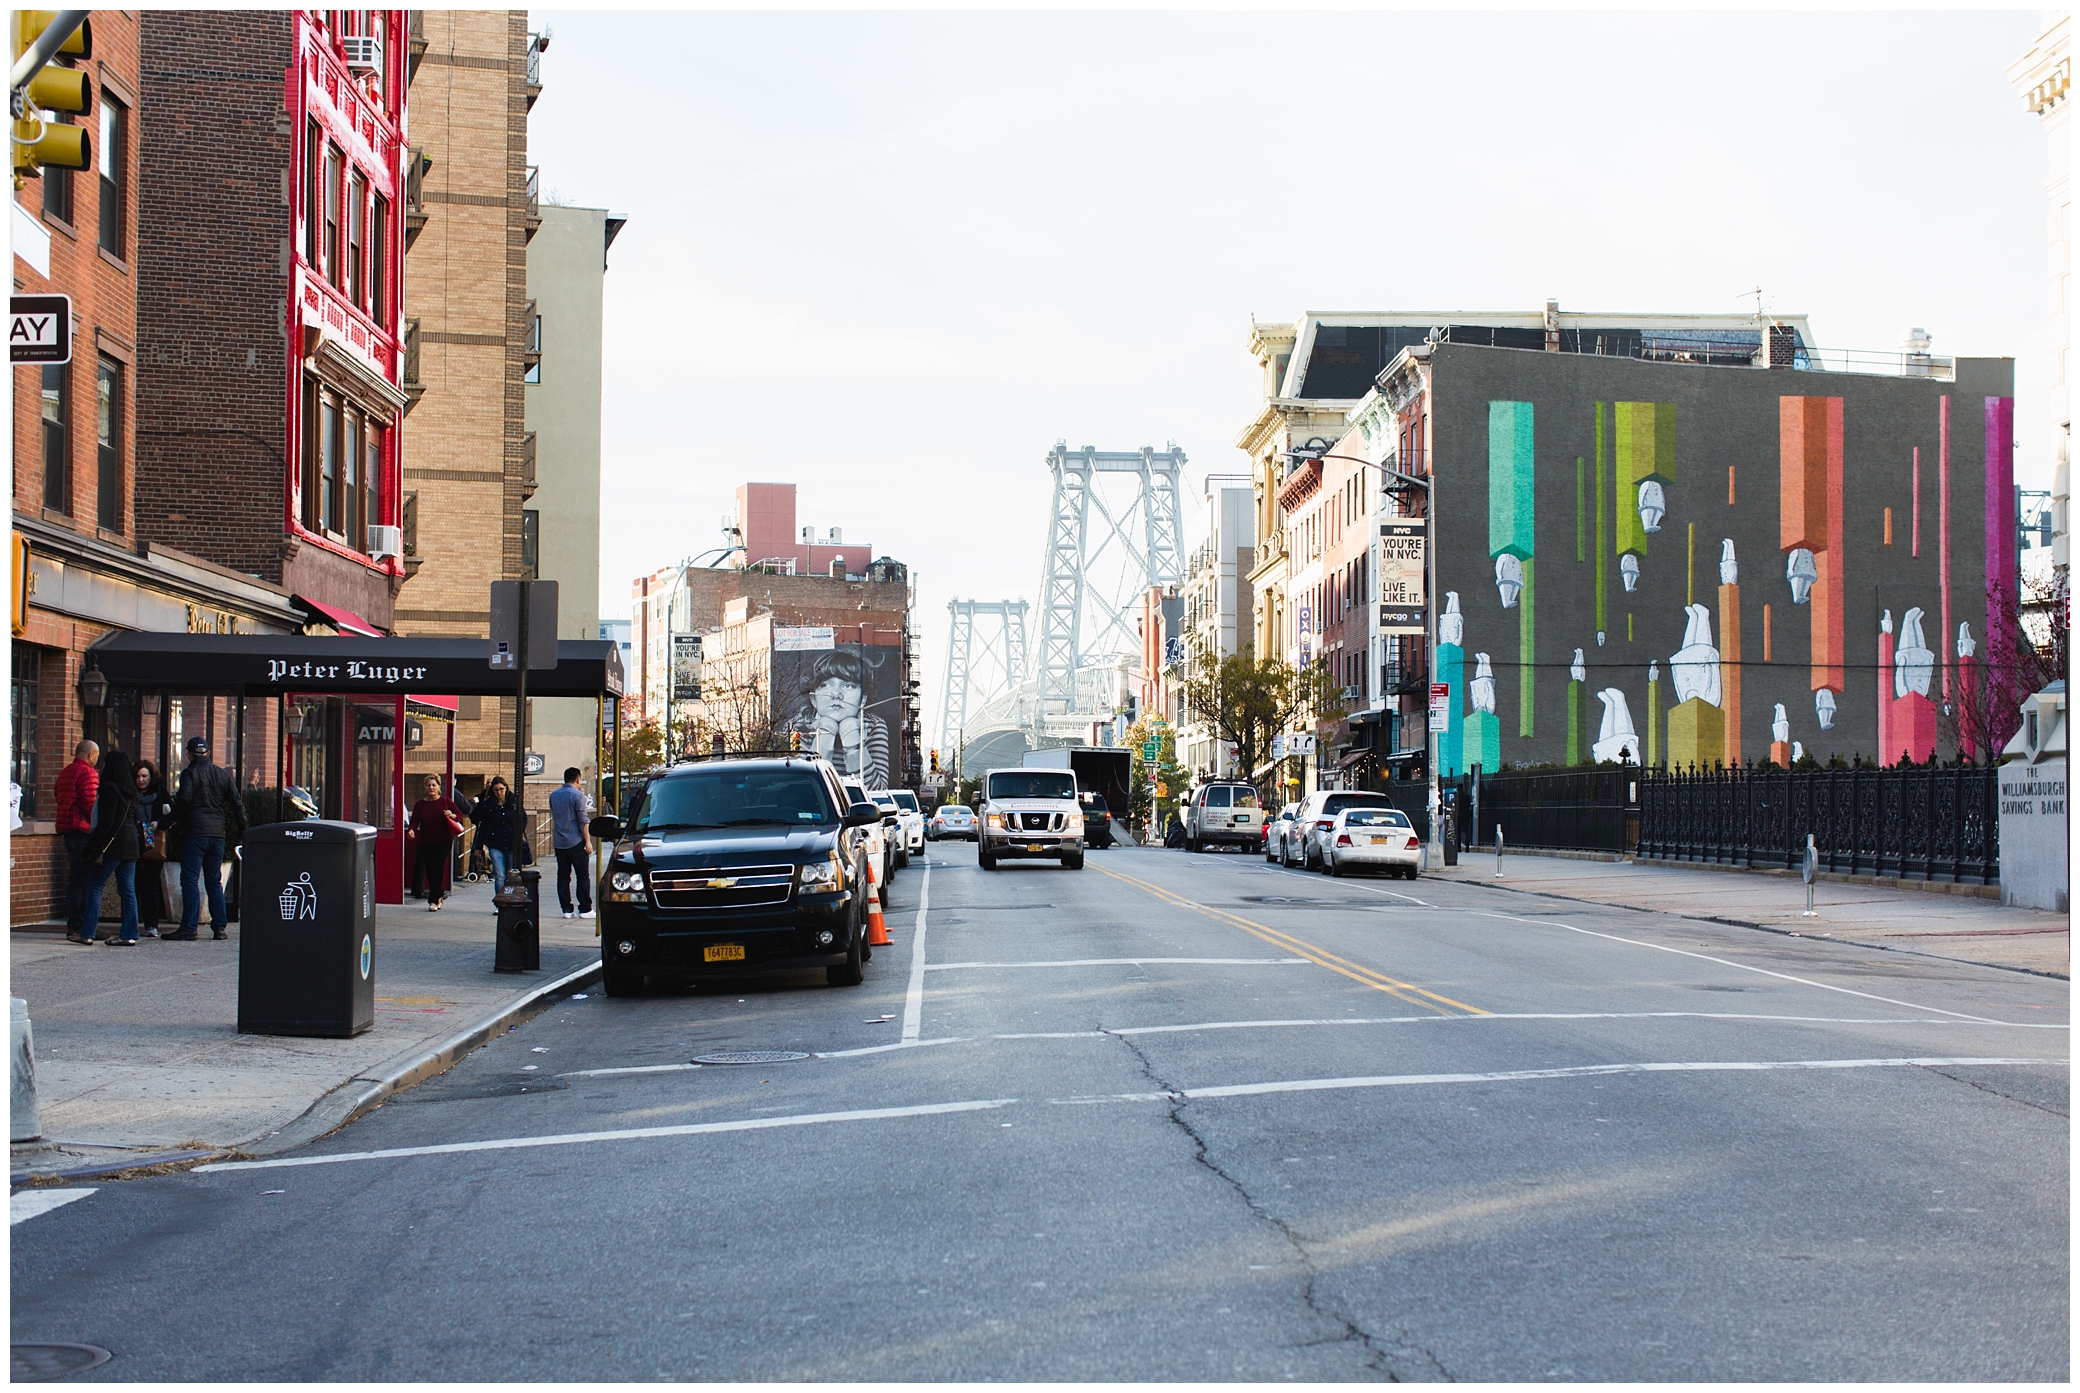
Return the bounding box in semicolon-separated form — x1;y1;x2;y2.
12;844;2068;1382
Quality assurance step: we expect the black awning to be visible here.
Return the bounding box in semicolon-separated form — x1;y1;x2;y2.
83;631;625;699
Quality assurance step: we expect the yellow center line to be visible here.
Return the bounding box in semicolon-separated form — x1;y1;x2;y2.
1093;864;1488;1017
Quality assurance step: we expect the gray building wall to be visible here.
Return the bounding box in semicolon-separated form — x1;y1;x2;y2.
524;203;615;789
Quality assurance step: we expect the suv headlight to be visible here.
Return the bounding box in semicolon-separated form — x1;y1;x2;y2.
798;853;843;891
985;812;1002;828
606;867;646;903
1065;811;1083;829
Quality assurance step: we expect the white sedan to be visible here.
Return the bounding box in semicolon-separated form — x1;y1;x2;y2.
927;804;977;841
1324;806;1422;879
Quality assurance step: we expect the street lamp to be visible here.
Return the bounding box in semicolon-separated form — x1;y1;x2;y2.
1279;441;1441;866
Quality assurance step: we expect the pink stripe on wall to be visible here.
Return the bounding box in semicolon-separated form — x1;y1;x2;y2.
1938;397;1951;701
1984;396;2018;745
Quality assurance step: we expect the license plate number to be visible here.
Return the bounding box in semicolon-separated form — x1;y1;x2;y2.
1369;836;1387;845
703;944;746;963
1026;844;1045;852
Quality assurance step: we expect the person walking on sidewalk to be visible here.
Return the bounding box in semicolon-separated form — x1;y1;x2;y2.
408;776;467;911
132;759;173;938
80;748;144;946
549;767;594;920
55;740;101;943
170;736;245;941
472;777;517;887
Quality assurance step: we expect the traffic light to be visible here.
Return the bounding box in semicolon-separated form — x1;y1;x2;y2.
929;749;939;775
790;729;802;752
12;11;93;182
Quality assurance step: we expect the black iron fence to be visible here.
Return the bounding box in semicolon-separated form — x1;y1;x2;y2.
1637;764;1999;884
1455;766;1638;854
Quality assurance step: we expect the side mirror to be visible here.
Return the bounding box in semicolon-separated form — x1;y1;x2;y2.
844;802;882;828
881;810;900;824
588;815;622;842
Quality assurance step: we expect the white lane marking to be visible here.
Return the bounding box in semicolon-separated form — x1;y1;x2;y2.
925;957;1310;971
558;1063;704;1078
1474;910;2016;1024
816;1037;963;1059
196;1098;1019;1174
902;860;931;1043
11;1188;97;1225
1051;1056;2066;1105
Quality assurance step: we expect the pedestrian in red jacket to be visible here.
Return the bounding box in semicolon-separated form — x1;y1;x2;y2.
53;740;100;943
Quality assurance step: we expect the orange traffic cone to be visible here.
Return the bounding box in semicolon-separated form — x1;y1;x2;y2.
866;877;891;947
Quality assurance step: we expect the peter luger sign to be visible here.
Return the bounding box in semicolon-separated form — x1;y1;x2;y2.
1377;520;1426;634
267;658;432;685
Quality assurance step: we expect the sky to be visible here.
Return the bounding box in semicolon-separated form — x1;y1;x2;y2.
525;8;2054;744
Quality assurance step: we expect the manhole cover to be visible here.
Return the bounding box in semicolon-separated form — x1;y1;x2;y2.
1239;896;1329;905
692;1050;809;1065
13;1344;111;1382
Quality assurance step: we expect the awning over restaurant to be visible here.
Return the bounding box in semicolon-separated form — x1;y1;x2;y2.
291;594;387;637
84;631;626;699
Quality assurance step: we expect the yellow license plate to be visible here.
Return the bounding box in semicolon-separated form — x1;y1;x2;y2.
1369;836;1387;845
703;944;746;963
1026;844;1045;852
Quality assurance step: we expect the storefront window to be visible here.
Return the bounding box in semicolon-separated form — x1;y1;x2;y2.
11;644;40;817
353;702;396;829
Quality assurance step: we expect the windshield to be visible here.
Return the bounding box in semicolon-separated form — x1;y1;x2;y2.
1345;808;1411;828
636;768;838;831
988;771;1075;801
890;792;918;812
1323;793;1388;816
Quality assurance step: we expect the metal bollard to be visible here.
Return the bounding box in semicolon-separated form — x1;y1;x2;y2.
1495;825;1505;879
1801;832;1819;917
12;998;41;1142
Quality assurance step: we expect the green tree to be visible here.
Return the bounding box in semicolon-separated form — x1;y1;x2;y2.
1174;642;1345;787
1124;717;1185;833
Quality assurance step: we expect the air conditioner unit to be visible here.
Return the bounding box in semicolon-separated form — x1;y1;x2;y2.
367;524;404;559
341;35;382;72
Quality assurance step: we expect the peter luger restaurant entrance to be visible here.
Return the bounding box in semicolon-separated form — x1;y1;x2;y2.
82;631;625;907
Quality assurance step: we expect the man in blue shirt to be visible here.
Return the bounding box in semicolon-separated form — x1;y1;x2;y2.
549;767;594;919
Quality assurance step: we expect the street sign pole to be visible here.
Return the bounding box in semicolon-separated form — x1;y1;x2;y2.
513;581;528;884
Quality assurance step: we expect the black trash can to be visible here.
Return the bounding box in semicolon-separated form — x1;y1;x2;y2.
238;820;377;1037
494;868;541;973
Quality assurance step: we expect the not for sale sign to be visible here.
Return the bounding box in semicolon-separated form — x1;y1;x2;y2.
9;295;71;365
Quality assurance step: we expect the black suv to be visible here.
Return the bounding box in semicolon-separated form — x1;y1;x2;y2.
593;755;884;996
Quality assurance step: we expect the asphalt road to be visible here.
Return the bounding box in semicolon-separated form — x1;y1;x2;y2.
13;842;2069;1380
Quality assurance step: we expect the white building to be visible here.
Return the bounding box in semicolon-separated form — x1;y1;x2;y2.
2007;15;2071;593
1176;475;1256;778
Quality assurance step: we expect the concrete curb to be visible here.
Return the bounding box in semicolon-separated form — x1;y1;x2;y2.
231;957;604;1158
1433;873;2069;981
12;1147;223;1186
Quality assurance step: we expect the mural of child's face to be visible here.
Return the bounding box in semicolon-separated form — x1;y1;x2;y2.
810;677;863;721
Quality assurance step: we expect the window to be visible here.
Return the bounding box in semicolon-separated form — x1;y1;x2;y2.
301;376;320;530
346;173;365;307
323;145;343;285
97;92;126;257
319;393;340;532
40;142;72;224
95;358;122;530
523;310;541;383
369;196;388;321
305;121;321;264
365;424;382;547
342;408;361;545
41;363;69;512
11;644;40;818
521;508;539;577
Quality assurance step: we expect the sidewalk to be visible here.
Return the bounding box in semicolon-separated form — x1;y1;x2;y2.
10;876;603;1179
1427;851;2069;978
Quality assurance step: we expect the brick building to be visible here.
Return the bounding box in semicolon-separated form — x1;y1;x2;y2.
395;10;543;804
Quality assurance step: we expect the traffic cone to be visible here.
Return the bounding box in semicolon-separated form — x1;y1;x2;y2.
866;877;891;947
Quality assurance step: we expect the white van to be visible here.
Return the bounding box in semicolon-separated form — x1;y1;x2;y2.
1183;782;1263;852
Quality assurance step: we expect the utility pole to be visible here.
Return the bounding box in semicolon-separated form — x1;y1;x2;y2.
512;581;529;883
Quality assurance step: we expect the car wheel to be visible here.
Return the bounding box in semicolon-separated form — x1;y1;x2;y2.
1329;855;1345;878
896;847;910;870
979;850;998;870
1062;852;1085;870
827;931;865;987
602;964;644;998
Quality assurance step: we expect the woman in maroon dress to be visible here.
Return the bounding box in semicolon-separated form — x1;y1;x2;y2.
407;775;468;911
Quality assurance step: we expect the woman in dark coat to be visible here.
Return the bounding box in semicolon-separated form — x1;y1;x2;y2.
471;777;517;887
132;758;173;936
80;748;143;945
408;775;468;911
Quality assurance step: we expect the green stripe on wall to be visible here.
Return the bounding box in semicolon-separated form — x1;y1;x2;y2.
1518;557;1534;737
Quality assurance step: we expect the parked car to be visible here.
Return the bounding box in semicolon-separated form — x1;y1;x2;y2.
1323;806;1422;879
1263;802;1301;863
927;804;977;841
846;780;898;887
1183;781;1263;852
1284;789;1396;870
1079;791;1116;849
593;754;883;996
886;790;926;855
979;766;1084;870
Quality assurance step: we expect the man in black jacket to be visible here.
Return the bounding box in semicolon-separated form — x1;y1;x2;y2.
170;736;245;941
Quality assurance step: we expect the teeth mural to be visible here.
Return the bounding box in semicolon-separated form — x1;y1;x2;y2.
1637;480;1666;534
1719;538;1738;586
1620;554;1641;592
1773;704;1790;744
1671;604;1722;707
1667;603;1725;767
1895;607;1934;699
1785;548;1817;604
1815;688;1837;730
1570;648;1586;684
1494;553;1523;609
1470;653;1497;713
1593;688;1639;764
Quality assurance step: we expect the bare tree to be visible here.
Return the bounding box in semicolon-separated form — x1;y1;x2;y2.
1937;569;2067;762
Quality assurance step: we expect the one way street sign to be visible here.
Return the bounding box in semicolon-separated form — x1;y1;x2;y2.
9;295;71;365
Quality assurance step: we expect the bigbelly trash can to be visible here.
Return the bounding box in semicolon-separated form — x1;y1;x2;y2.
239;820;378;1037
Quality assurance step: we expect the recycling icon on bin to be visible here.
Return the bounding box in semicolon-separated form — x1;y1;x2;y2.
279;872;318;921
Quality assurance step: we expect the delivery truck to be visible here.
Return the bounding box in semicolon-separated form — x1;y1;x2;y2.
1023;745;1133;847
